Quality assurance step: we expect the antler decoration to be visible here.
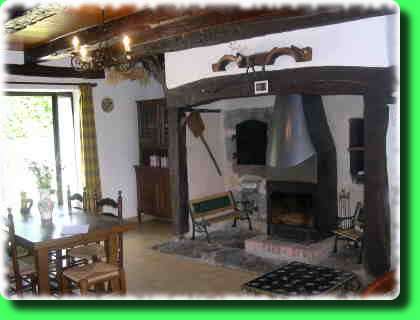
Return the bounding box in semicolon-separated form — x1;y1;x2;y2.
212;45;312;72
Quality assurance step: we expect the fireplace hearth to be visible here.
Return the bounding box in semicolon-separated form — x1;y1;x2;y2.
267;181;326;241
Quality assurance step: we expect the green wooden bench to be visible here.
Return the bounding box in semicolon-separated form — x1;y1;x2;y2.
189;191;252;243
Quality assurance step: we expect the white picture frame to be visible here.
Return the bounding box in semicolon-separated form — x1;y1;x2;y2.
254;80;269;95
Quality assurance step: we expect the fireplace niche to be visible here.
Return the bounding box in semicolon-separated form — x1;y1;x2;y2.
267;181;322;241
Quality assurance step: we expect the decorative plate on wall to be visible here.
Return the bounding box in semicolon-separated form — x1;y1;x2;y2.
101;97;114;113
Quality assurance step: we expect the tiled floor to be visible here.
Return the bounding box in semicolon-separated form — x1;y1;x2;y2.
123;220;258;298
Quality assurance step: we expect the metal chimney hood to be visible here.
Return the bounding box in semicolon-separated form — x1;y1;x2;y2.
267;94;316;168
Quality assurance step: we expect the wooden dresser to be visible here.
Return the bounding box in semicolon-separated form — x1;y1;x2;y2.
135;99;172;222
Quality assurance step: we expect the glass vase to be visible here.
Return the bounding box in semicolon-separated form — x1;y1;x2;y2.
38;189;54;222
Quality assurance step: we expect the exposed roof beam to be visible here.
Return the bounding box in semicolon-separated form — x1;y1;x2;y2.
129;7;396;59
24;7;208;63
24;6;395;66
5;4;67;34
5;64;104;79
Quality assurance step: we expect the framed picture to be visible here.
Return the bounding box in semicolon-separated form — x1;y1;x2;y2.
101;97;114;113
254;80;269;95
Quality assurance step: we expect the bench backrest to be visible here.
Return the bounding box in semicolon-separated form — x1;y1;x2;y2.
189;192;236;220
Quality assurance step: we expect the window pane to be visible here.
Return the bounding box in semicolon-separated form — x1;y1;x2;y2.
57;95;81;205
0;95;56;212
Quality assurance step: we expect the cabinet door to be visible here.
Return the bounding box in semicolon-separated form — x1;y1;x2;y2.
137;100;161;146
138;169;157;215
159;105;169;147
158;170;172;219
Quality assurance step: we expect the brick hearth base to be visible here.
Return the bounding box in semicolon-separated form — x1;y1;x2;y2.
245;235;335;264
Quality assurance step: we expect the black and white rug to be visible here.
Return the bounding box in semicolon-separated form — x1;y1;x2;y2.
242;261;359;296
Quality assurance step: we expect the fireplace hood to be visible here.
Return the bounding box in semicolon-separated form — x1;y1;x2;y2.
267;95;315;168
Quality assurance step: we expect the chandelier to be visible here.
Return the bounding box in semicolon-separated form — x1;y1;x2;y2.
71;10;135;73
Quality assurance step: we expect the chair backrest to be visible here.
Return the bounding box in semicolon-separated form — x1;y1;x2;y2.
67;185;86;211
7;208;23;294
94;190;123;219
94;191;123;267
354;201;364;228
189;191;236;221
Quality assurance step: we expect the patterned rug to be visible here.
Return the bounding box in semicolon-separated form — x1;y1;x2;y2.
242;261;360;296
152;229;284;274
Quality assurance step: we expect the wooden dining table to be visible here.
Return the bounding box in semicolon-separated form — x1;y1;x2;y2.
5;208;137;295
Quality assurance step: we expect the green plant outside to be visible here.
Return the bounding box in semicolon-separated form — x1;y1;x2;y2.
0;0;415;319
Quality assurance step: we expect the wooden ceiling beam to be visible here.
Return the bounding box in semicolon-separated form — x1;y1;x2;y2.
23;7;207;64
5;4;66;34
129;7;396;59
5;64;105;79
23;6;395;66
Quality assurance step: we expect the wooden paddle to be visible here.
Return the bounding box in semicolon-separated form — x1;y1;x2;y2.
186;111;222;176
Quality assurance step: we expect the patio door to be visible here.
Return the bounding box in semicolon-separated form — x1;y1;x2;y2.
0;92;80;212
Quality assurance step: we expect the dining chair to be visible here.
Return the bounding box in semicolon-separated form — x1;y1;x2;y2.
67;191;123;265
67;185;87;211
5;208;37;296
61;191;126;295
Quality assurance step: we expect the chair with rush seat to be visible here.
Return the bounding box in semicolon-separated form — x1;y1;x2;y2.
62;191;126;295
5;208;37;296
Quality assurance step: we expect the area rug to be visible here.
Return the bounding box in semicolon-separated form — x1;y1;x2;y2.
152;228;371;290
152;229;285;274
242;261;360;296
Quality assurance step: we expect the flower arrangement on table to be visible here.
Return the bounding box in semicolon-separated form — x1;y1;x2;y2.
27;161;55;221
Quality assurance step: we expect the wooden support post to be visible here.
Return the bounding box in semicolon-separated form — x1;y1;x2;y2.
168;108;190;235
363;90;391;276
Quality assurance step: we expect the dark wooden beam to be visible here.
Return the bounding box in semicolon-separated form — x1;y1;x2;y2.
130;7;395;59
363;90;391;276
24;7;208;64
6;81;97;87
5;4;66;34
168;108;190;236
181;107;221;113
5;64;105;79
24;6;395;65
166;66;393;108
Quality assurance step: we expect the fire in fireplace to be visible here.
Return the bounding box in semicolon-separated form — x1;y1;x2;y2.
267;181;323;241
270;193;314;228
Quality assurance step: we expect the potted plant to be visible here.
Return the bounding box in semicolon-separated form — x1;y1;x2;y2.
27;161;55;221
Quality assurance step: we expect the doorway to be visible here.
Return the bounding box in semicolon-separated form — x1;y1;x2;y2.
0;92;80;212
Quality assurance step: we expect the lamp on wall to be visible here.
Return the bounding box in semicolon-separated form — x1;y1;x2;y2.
70;9;135;73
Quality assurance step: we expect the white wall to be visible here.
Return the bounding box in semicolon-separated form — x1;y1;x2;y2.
387;95;399;269
165;15;396;89
2;51;165;218
322;95;364;212
186;113;225;199
92;79;164;218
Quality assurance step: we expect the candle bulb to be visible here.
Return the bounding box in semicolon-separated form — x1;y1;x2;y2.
80;45;88;61
123;35;131;52
72;36;80;52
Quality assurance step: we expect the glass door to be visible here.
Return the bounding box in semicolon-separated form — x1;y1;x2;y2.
57;94;81;206
0;92;80;212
